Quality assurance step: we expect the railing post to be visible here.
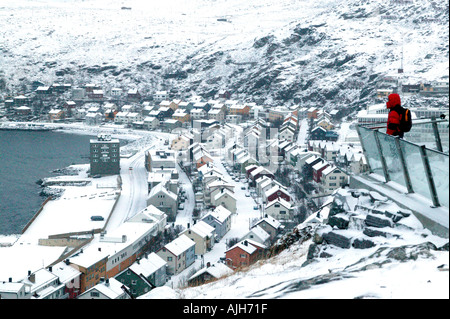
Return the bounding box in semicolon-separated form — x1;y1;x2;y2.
355;125;373;173
373;131;390;183
419;145;440;207
430;117;444;153
394;137;414;193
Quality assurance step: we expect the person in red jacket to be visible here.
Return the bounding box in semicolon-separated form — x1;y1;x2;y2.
386;93;404;138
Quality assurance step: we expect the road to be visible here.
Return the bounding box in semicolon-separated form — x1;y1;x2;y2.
105;135;168;231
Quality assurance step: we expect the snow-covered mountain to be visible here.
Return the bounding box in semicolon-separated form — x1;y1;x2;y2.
0;0;448;110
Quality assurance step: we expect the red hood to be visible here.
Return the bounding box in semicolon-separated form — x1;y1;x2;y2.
386;93;401;109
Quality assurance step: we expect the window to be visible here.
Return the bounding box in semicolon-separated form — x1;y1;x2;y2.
167;257;172;261
240;254;247;258
91;291;100;297
280;211;286;214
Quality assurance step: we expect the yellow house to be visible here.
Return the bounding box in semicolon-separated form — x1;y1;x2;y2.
172;109;190;123
49;109;65;122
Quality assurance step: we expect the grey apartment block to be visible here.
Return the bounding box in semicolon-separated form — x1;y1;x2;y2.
90;134;120;176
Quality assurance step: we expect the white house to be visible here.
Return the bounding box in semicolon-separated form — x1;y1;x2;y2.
240;225;271;246
211;188;236;213
264;198;293;221
321;166;348;194
146;183;178;221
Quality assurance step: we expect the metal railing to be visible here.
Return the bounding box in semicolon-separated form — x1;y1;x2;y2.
356;118;449;208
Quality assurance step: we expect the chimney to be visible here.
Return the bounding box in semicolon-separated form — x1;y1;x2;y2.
29;273;35;283
48;267;52;273
206;262;211;268
105;278;109;287
9;278;12;283
243;240;248;246
98;247;101;252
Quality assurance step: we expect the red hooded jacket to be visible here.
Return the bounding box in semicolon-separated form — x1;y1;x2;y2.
386;93;403;137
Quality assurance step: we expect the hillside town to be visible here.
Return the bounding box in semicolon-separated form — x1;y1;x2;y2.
0;73;448;300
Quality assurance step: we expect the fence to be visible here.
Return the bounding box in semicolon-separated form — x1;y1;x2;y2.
356;119;449;208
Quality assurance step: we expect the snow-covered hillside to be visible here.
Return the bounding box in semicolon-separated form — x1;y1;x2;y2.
143;188;449;299
0;0;448;109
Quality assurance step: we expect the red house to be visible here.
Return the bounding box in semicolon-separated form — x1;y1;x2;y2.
245;165;259;179
312;160;330;183
265;185;291;203
225;240;265;269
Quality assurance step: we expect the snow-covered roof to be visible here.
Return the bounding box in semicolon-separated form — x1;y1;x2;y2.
256;216;282;230
129;252;166;277
214;188;236;201
202;205;232;224
188;263;233;281
187;220;215;239
226;240;257;255
265;197;292;210
148;183;177;202
83;278;125;299
164;234;195;256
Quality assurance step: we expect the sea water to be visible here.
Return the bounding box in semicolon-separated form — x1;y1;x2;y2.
0;130;93;235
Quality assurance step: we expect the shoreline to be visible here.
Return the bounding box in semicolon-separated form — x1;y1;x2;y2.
0;124;173;238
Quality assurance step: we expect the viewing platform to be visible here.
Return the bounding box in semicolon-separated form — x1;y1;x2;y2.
351;118;449;238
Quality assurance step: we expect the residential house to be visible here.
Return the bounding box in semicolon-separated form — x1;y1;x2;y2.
178;101;194;112
49;109;64;122
321;166;348;193
111;88;123;97
156;234;195;275
77;278;129;299
180;221;216;255
218;89;231;100
312;160;330;184
225;240;266;270
146;183;178;221
240;225;271;246
201;205;232;241
226;114;242;124
307;107;319;119
229;104;250;117
127;89;141;101
172;109;190;123
0;282;28;299
187;263;233;287
208;108;225;122
193;147;214;169
190;108;207;121
115;253;167;298
349;152;369;174
143;116;160;130
85;112;103;126
162;119;182;132
310;126;327;140
252;216;282;242
211;188;237;214
264;198;293;221
114;111;129;125
154;91;168;103
88;89;104;100
171;133;193;151
264;185;291;203
279;126;296;143
249;166;274;187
